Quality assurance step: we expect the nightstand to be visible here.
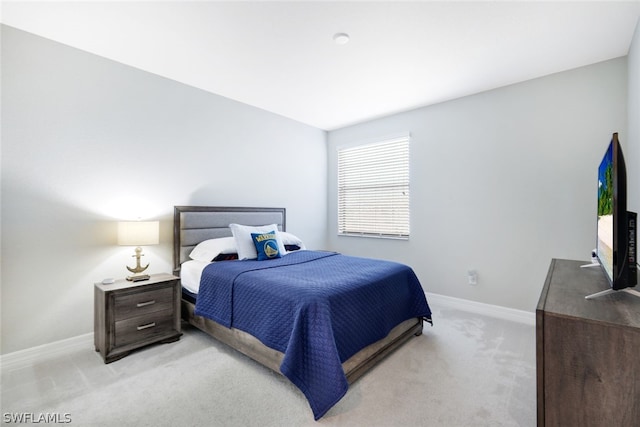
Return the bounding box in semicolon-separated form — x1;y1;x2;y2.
94;273;182;363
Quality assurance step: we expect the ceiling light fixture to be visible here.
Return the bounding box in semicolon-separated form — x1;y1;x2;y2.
333;33;350;45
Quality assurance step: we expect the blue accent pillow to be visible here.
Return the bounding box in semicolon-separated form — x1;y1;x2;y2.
251;232;282;260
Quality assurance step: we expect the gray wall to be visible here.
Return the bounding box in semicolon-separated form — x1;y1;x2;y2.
2;21;637;354
1;26;328;354
628;19;640;215
327;58;628;312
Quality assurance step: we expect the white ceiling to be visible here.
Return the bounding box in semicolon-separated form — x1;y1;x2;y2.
2;1;640;130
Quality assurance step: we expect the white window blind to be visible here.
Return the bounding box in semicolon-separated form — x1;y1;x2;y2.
337;135;410;238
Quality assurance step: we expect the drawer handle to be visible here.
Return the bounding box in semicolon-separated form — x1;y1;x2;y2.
136;300;156;308
137;322;156;331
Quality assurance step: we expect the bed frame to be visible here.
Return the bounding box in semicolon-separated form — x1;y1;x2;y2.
173;205;423;384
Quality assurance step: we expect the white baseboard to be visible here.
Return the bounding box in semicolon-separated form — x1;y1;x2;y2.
1;294;535;371
0;332;94;373
426;292;536;326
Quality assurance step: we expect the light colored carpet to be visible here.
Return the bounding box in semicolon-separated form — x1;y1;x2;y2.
1;306;536;426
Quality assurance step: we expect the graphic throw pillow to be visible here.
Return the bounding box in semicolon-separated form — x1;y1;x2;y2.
251;232;282;260
229;223;286;260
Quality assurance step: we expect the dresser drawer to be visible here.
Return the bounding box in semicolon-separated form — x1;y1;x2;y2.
114;309;175;348
114;285;174;321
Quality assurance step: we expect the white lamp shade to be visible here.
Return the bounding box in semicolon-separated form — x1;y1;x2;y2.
118;221;159;246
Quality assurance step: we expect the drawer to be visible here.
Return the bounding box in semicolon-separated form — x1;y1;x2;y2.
114;309;175;348
114;286;174;321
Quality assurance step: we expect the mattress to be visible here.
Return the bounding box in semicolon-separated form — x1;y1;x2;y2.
180;259;210;294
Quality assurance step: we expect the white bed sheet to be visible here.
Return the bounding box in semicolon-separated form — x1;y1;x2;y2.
180;259;211;294
181;247;307;295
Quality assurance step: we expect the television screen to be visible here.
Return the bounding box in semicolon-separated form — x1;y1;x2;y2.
597;142;614;282
593;133;637;293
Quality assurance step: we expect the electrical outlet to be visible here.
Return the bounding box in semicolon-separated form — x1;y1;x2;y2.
467;270;478;285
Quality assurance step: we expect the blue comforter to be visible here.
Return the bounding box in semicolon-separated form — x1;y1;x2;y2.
194;250;431;419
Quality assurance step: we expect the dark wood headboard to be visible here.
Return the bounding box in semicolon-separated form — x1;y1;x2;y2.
173;206;286;275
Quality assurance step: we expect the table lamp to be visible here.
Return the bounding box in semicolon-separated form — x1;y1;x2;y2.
118;221;159;281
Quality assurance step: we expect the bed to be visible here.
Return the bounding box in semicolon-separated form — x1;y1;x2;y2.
173;206;432;419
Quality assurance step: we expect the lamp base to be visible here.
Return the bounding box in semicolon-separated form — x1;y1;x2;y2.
126;274;151;282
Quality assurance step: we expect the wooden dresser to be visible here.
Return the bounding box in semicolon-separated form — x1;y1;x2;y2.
536;259;640;426
94;273;181;363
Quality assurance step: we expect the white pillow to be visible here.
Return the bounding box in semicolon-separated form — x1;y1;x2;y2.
229;223;286;260
189;237;237;262
279;231;306;250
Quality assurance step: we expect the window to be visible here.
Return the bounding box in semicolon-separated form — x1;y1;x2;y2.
337;135;410;238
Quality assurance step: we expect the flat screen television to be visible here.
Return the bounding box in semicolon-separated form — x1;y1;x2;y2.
593;133;637;296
